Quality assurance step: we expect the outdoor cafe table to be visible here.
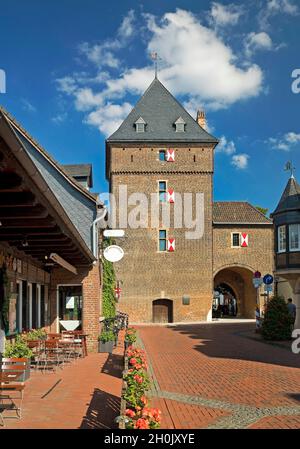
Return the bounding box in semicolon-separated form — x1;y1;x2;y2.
59;333;89;357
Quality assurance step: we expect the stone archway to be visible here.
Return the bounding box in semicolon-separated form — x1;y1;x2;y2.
152;299;173;323
214;266;256;318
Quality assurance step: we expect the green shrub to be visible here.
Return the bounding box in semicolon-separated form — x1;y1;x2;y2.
22;329;47;341
262;296;294;341
125;328;137;345
98;330;115;343
4;336;33;358
102;238;116;319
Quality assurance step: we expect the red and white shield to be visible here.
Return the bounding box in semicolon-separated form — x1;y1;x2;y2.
166;149;175;162
167;238;175;252
167;189;175;203
241;233;249;247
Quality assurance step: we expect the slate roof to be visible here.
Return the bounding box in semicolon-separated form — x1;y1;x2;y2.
63;164;93;188
213;202;272;224
107;78;218;144
0;106;98;255
272;176;300;215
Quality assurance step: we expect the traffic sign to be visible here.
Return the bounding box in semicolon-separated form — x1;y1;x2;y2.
264;285;273;293
254;271;262;279
253;278;263;289
263;274;274;285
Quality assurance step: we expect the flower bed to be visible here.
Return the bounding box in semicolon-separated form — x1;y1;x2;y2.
119;339;162;429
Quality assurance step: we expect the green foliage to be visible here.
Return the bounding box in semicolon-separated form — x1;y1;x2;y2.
102;238;116;318
4;336;33;358
125;328;137;345
98;329;115;342
22;329;47;341
123;370;150;410
255;206;269;217
262;296;294;341
0;265;10;334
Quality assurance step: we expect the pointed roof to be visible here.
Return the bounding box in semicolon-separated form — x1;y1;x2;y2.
107;78;218;144
273;176;300;215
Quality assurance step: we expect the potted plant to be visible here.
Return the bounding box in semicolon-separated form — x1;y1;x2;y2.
3;336;33;381
98;329;115;353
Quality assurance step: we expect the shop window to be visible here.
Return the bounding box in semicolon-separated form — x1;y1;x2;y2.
289;224;300;252
41;285;45;327
159;230;167;252
278;225;286;253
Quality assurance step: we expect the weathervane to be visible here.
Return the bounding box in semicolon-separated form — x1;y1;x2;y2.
285;161;296;178
150;52;161;78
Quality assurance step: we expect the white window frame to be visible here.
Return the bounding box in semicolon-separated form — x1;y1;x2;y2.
231;232;241;248
175;123;185;133
289;224;300;252
278;225;287;253
136;123;145;133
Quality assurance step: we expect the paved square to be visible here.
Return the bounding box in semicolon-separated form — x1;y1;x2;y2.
137;322;300;429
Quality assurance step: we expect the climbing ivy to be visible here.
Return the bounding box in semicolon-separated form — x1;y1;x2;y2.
102;238;116;318
0;265;10;334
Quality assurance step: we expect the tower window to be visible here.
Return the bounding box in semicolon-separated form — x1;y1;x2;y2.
159;230;167;252
232;233;241;248
174;117;186;132
135;117;146;133
278;226;286;253
289;224;300;251
159;181;167;202
159;150;166;162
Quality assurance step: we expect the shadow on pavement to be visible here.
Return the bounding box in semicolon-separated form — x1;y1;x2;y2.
80;388;120;429
167;322;300;369
101;354;124;378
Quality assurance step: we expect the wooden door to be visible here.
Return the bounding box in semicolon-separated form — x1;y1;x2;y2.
152;299;173;323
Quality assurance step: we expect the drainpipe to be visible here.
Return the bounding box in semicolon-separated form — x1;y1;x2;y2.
92;205;108;259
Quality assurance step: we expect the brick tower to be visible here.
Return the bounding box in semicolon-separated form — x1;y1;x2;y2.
106;78;218;323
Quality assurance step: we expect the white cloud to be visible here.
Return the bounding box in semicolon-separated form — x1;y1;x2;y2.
78;10;135;69
269;132;300;151
258;0;299;29
215;135;236;155
56;8;264;136
21;99;36;113
84;102;133;136
231;154;249;169
51;112;67;124
245;32;273;57
210;2;243;26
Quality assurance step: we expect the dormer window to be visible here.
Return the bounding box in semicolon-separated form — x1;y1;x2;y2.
135;117;146;133
175;117;186;133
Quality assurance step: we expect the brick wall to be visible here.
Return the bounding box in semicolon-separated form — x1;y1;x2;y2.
109;145;214;323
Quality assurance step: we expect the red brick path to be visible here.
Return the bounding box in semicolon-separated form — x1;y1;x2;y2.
0;338;124;429
137;323;300;429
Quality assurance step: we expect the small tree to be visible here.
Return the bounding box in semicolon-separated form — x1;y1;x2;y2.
262;296;294;341
102;238;116;318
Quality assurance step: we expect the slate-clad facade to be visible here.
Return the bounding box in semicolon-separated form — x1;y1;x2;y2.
0;107;102;352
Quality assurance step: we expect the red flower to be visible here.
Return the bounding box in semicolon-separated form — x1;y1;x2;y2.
125;409;135;418
134;418;149;429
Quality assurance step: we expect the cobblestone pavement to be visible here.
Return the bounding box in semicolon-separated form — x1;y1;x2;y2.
137;323;300;429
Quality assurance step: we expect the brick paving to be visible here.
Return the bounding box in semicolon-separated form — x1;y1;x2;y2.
137;322;300;429
0;335;124;429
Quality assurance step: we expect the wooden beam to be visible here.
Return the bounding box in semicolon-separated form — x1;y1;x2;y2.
0;205;48;219
0;191;36;207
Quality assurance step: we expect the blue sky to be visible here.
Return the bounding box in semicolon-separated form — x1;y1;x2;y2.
0;0;300;214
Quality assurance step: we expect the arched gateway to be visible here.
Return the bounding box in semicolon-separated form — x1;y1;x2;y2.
214;266;257;318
